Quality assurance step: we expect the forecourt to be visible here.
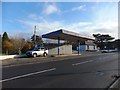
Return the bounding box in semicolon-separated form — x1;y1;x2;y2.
42;29;94;55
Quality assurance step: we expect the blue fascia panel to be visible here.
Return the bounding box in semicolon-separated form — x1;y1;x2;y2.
42;29;63;38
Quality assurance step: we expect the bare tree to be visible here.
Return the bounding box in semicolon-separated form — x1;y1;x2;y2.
10;38;26;54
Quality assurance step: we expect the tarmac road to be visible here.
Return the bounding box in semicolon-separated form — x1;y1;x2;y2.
1;52;119;88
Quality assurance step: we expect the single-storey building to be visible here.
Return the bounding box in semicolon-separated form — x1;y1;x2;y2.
77;40;98;52
42;29;97;55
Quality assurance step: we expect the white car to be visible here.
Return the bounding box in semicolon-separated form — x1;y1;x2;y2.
26;47;48;57
101;49;117;53
101;49;109;53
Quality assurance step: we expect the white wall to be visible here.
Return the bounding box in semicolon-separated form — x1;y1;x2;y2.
78;45;97;51
48;45;72;55
86;45;97;51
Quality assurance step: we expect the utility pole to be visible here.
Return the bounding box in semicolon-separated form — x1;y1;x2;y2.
34;26;37;47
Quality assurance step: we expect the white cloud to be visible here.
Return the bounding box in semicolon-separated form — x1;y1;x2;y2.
28;14;38;20
71;5;86;11
79;21;118;39
91;2;118;22
18;17;118;39
90;3;118;39
43;3;60;15
18;2;118;40
62;5;86;14
17;18;63;35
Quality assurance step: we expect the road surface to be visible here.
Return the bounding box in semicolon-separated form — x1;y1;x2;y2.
1;52;119;88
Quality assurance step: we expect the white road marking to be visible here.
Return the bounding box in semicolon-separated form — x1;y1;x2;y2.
72;60;93;66
3;60;53;68
0;68;56;83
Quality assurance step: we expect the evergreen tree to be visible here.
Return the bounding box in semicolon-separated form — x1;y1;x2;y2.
31;35;43;47
2;32;12;54
93;34;114;50
2;32;9;41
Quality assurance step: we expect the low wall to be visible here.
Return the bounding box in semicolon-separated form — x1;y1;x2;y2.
0;54;26;60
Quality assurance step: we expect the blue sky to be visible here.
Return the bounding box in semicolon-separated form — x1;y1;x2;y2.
2;2;118;39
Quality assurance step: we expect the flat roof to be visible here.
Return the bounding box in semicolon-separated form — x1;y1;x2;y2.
42;29;94;42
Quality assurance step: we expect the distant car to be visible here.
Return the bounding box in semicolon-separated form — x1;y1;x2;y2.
101;49;117;53
26;47;48;57
101;49;109;53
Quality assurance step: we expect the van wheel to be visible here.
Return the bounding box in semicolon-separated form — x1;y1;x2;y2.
43;52;47;57
33;53;37;58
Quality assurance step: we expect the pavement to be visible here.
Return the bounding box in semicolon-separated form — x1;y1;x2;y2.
1;52;120;88
0;54;27;60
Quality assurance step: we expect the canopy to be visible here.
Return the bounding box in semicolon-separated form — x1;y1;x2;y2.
42;29;94;42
